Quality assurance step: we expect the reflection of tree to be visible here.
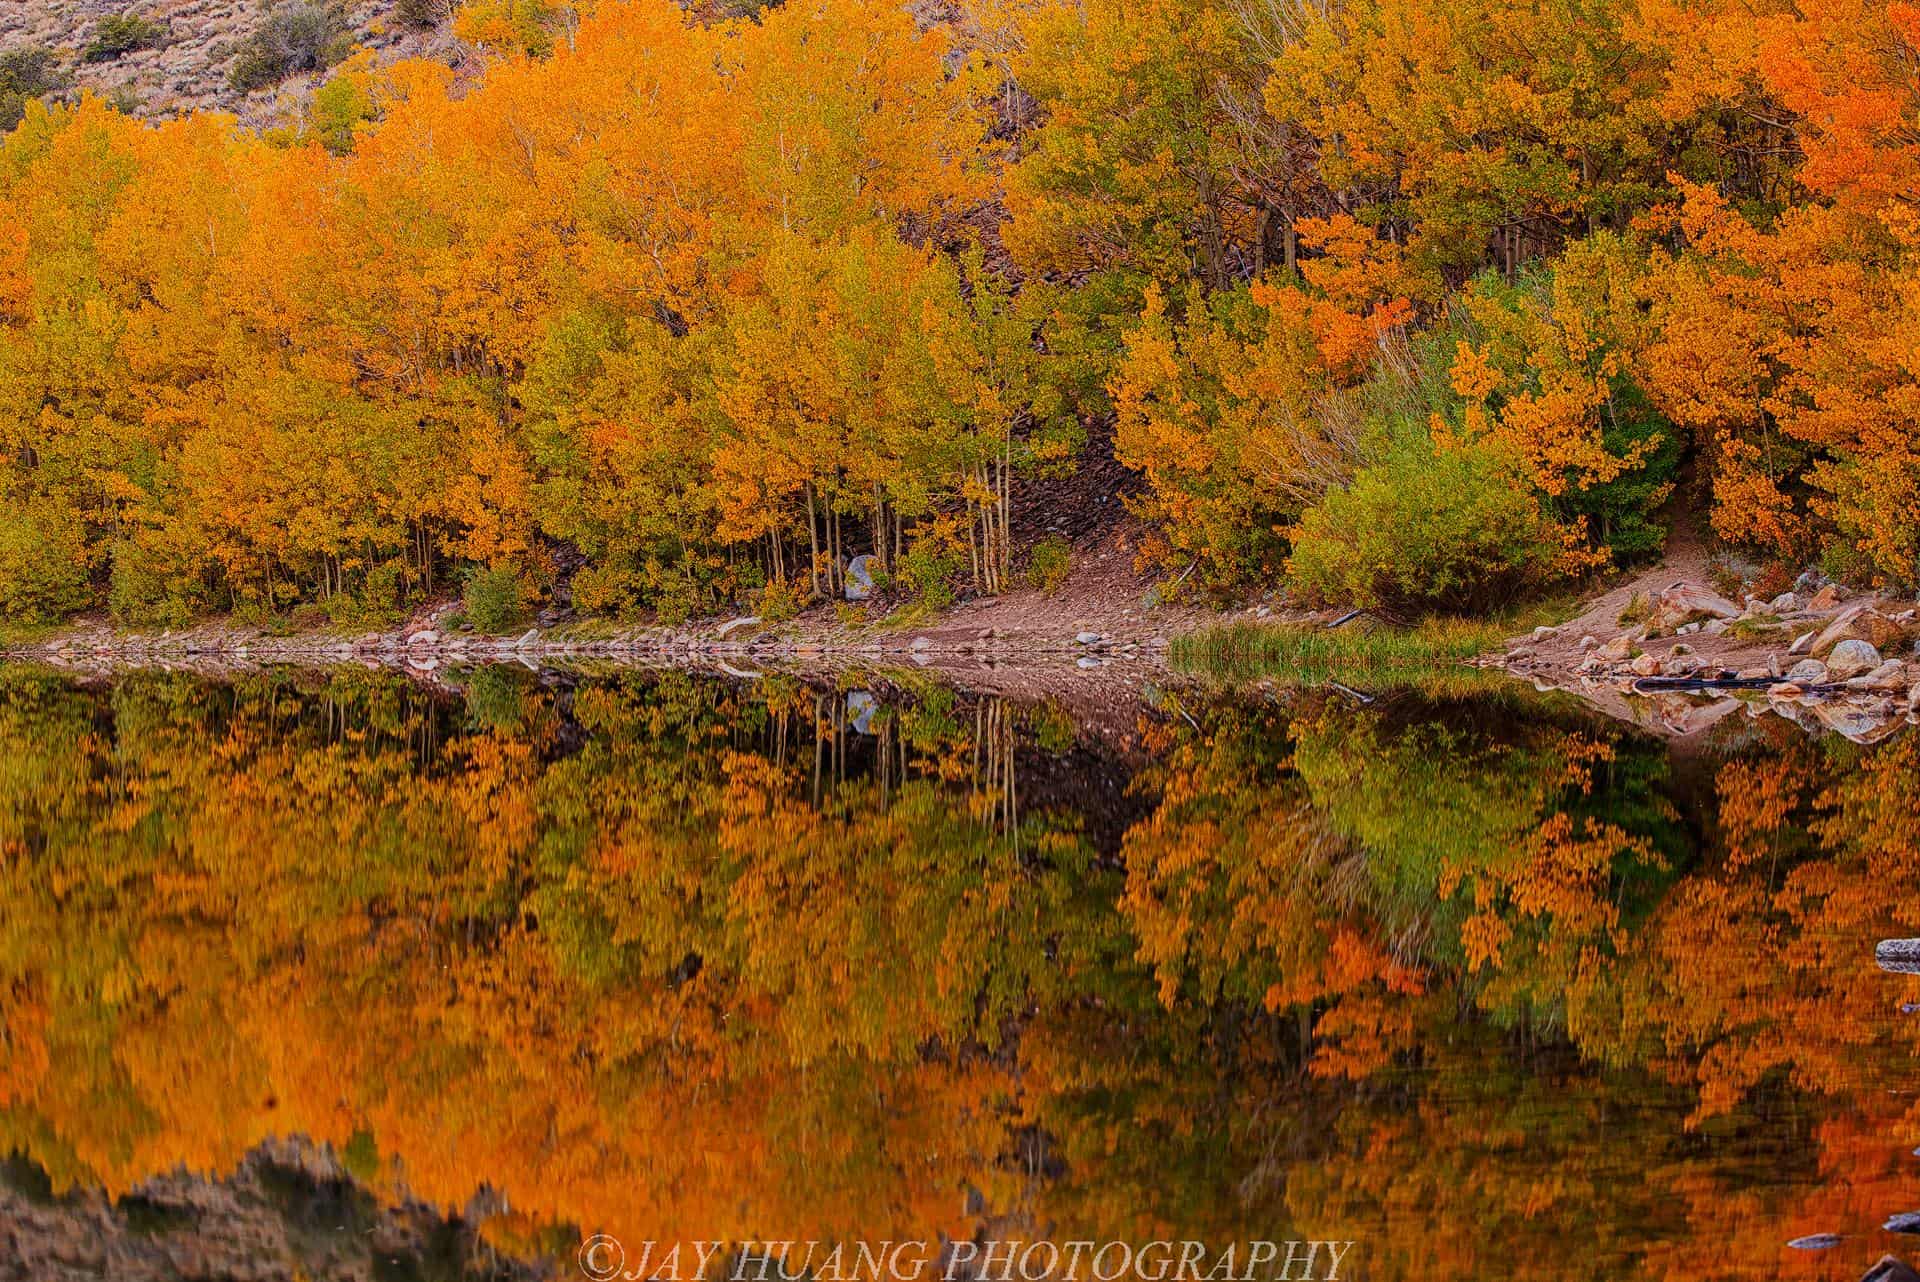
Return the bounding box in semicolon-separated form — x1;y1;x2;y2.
1;671;1918;1281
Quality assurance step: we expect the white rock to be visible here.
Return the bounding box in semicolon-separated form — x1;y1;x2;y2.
1789;630;1817;655
1827;638;1883;680
1787;658;1829;684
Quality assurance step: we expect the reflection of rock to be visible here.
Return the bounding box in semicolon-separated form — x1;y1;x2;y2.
846;690;877;734
1876;940;1920;975
1886;1215;1920;1235
1788;1234;1843;1250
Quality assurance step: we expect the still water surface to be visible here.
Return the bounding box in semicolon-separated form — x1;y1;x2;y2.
1;666;1917;1280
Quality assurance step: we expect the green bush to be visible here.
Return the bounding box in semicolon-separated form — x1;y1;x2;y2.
1287;441;1574;615
0;48;65;133
393;0;443;27
0;501;92;623
83;13;165;63
462;566;529;634
897;520;965;609
1025;534;1072;595
228;2;350;92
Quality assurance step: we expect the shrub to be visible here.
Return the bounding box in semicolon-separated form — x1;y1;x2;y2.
462;566;529;633
897;516;967;609
393;0;443;27
0;48;65;133
83;13;165;63
0;501;92;623
1025;534;1072;595
1287;441;1579;615
228;2;349;92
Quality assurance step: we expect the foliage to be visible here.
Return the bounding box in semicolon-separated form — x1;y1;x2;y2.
82;14;165;63
227;2;350;91
1024;534;1072;594
462;565;529;633
0;48;64;133
1287;439;1589;614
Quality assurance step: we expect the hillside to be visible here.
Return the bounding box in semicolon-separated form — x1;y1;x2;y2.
0;0;461;123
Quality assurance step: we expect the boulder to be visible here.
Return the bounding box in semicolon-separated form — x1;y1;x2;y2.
1789;630;1817;655
1770;591;1800;612
1663;655;1699;677
1845;659;1907;690
404;629;437;648
1787;658;1829;684
845;554;877;601
1630;652;1664;676
1595;635;1634;662
1826;638;1883;680
1648;583;1742;631
1811;606;1909;657
1808;584;1847;611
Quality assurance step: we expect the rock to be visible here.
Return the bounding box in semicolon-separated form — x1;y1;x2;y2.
1826;638;1882;680
845;554;877;601
909;636;932;652
514;628;540;648
1885;1214;1920;1236
1808;584;1847;611
404;629;437;648
1861;1255;1920;1282
1676;621;1701;635
1789;630;1817;655
1795;569;1823;592
1787;658;1829;683
1662;655;1699;677
1648;582;1743;631
1736;667;1770;679
1770;591;1800;611
1786;1235;1843;1251
1770;682;1806;699
1813;606;1910;656
1578;635;1600;651
845;691;877;734
1744;595;1774;614
1075;631;1105;645
1911;683;1920;714
1845;659;1907;690
1531;625;1556;641
1768;651;1784;677
1630;652;1664;676
1596;635;1634;662
1076;656;1104;669
1671;642;1694;656
717;615;763;638
1702;619;1730;635
1879;940;1920;974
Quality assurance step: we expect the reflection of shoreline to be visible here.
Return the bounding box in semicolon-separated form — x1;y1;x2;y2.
2;671;1918;1282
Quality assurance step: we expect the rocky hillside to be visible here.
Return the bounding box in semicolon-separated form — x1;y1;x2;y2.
0;0;464;124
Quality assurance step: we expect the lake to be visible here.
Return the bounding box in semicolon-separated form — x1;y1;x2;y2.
0;664;1916;1281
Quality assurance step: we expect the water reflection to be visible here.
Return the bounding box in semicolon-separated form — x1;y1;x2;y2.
0;668;1917;1280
